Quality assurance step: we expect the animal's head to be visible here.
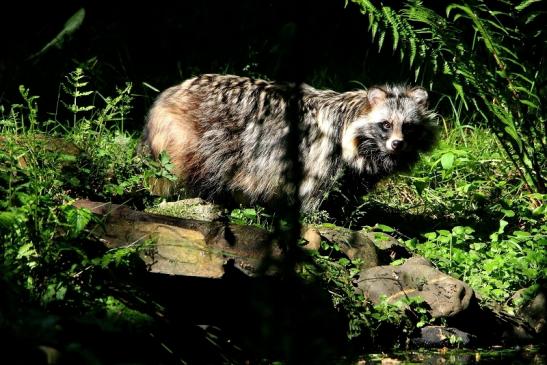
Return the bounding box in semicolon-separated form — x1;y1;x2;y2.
342;85;437;174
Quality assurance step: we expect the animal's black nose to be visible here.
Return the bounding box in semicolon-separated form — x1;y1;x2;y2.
391;139;404;150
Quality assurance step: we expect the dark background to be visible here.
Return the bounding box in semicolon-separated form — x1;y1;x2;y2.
0;0;424;130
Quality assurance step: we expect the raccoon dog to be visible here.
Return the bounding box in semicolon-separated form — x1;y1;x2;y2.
143;74;437;211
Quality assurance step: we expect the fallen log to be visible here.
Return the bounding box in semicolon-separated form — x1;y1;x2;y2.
74;199;381;278
75;199;280;277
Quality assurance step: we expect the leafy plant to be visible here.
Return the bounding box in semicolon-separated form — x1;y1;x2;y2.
356;118;545;305
56;68;162;200
303;244;433;345
406;219;546;304
0;72;188;364
0;84;144;306
230;206;273;228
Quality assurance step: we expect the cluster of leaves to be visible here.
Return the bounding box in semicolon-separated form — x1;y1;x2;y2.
300;240;433;346
59;68;175;201
423;133;545;304
230;206;273;228
0;59;543;360
363;123;546;306
325;1;546;311
0;75;160;362
375;127;517;218
350;0;546;194
0;128;92;305
407;222;546;304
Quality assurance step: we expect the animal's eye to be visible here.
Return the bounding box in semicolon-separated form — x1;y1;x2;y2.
380;121;392;131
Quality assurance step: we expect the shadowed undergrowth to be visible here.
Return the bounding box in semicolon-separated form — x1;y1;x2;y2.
0;65;544;363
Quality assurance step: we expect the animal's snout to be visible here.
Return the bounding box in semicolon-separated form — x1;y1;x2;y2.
391;139;405;151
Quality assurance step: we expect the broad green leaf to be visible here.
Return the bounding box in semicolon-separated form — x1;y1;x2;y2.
452;226;465;235
375;223;394;233
66;207;92;237
0;211;19;228
498;219;509;234
440;152;455;170
390;258;405;266
242;208;257;218
512;230;531;237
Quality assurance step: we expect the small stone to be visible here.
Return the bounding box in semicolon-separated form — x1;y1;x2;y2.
146;198;225;221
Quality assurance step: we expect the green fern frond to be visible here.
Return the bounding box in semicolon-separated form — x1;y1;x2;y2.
377;31;386;52
382;7;400;51
350;0;546;192
515;0;542;12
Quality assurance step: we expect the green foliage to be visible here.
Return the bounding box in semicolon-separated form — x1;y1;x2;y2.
0;69;179;312
303;248;433;345
406;222;546;303
0;84;143;306
230;206;273;228
307;231;433;343
371;295;432;331
400;127;513;216
301;253;371;340
350;0;546;194
0;71;174;363
62;68;95;127
1;48;545;361
58;68;165;200
363;125;546;306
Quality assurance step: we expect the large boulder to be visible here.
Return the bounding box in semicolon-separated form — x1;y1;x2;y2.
513;286;546;335
356;257;474;318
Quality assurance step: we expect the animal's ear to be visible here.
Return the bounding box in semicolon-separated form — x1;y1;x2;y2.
367;87;387;107
408;86;428;107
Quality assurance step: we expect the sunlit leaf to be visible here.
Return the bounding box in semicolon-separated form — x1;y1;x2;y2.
440;152;455;170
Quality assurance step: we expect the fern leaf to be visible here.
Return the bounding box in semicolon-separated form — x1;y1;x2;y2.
408;35;417;66
371;15;379;41
519;99;539;109
452;82;469;110
513;73;535;86
414;65;421;82
515;0;542;11
382;7;400;51
485;18;510;35
378;31;386;52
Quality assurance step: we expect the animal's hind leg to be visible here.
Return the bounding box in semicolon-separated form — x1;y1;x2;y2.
143;95;199;197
